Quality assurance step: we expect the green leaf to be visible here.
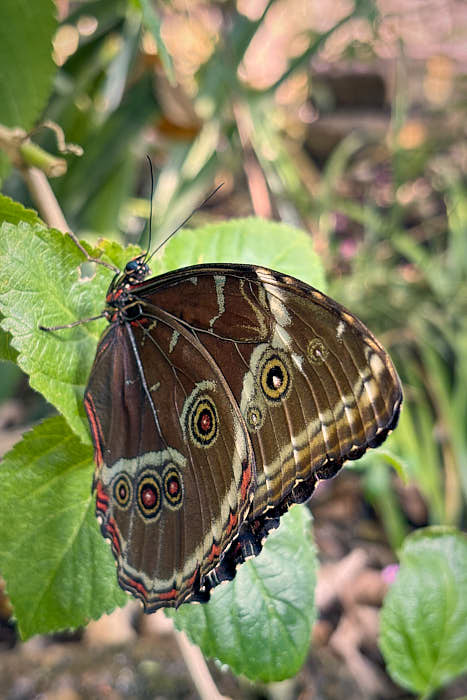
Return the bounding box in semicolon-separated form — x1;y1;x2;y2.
353;444;409;484
170;507;316;682
0;222;114;443
57;75;159;221
159;218;326;291
0;415;127;640
0;359;22;400
380;527;467;696
0;327;18;363
0;193;42;227
136;0;175;85
0;0;57;129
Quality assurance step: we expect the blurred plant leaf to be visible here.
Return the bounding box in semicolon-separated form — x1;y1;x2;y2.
136;0;175;85
0;0;57;130
55;74;160;225
380;527;467;697
0;328;18;364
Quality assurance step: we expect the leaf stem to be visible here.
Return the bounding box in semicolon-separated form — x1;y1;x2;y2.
174;626;230;700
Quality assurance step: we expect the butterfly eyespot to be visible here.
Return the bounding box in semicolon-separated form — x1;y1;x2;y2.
246;403;264;431
307;338;328;365
137;472;162;520
163;465;184;510
113;473;132;510
258;350;291;403
187;395;219;448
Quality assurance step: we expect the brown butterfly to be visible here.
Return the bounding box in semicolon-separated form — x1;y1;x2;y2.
79;254;402;611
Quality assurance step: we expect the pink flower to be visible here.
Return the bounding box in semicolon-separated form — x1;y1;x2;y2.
381;563;400;585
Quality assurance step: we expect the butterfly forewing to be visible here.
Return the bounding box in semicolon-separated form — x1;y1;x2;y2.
136;264;402;520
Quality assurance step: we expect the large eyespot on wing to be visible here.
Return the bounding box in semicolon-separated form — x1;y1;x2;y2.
84;314;255;611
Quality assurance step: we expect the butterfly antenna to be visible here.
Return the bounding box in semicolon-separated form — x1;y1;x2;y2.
146;182;224;264
143;154;155;263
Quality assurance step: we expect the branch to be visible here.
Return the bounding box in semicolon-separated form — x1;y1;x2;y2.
0;124;67;178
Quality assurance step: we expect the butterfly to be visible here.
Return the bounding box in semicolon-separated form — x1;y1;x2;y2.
71;249;402;612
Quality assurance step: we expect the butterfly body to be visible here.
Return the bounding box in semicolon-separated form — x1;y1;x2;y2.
84;261;402;611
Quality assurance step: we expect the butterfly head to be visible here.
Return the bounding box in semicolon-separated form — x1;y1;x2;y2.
123;256;150;285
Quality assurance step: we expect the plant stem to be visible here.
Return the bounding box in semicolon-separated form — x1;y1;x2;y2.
174;627;231;700
22;166;69;232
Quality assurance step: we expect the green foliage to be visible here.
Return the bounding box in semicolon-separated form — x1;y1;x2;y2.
160;218;326;291
353;444;410;551
0;0;57;130
380;528;467;698
0;415;128;640
136;0;175;84
0;193;43;226
0;222;110;443
324;131;467;534
171;507;316;682
0;331;18;364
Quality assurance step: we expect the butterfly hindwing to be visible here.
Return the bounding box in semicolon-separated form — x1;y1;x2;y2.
85;311;254;611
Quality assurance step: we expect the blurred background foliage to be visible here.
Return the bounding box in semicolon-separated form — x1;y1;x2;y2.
1;0;466;554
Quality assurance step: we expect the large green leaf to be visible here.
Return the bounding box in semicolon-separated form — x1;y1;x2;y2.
0;222;114;443
380;527;467;696
0;415;127;640
0;196;42;363
0;0;57;129
160;218;326;291
171;506;316;682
